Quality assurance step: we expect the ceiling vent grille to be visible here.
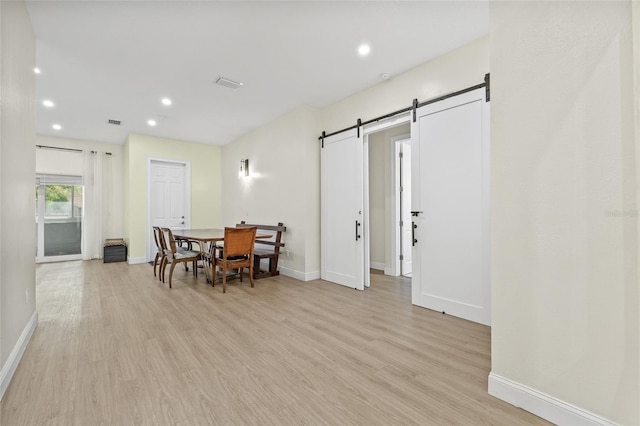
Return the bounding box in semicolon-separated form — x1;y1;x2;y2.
107;119;121;126
214;77;244;90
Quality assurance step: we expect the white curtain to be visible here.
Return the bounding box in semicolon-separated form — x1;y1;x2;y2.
82;150;104;259
102;153;114;239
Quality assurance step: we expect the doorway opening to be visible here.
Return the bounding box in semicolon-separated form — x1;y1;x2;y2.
364;121;411;286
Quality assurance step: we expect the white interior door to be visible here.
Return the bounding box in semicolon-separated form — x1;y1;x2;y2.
411;88;490;325
321;129;365;290
400;141;412;276
148;160;188;261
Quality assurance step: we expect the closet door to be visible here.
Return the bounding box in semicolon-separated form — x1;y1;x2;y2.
321;129;365;290
411;88;491;325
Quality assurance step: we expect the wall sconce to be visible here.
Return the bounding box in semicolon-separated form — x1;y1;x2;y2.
240;159;249;176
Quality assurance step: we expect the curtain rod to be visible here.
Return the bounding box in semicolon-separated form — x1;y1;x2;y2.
319;73;490;143
36;144;82;152
36;145;112;155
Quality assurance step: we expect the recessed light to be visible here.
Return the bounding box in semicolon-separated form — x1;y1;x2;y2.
358;44;371;56
34;68;41;74
147;119;157;127
42;99;55;108
161;98;172;106
52;124;62;130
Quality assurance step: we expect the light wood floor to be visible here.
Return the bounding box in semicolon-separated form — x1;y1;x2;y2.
1;261;548;425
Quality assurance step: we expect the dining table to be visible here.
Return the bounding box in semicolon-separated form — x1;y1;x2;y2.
172;228;270;284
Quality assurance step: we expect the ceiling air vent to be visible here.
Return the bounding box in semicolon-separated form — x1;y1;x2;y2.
107;119;121;126
214;77;244;90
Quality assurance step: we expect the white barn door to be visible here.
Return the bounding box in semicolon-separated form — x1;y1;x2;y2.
411;88;491;325
321;129;365;290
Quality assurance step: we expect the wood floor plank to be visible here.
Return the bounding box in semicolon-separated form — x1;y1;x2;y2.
0;260;549;425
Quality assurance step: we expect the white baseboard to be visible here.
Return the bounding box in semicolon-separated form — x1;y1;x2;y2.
488;373;615;426
0;311;38;400
384;267;396;276
279;266;320;282
370;262;385;271
127;256;147;265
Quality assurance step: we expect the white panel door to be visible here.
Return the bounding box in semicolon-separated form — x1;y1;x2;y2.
321;129;365;290
400;141;412;275
149;161;187;261
411;88;490;325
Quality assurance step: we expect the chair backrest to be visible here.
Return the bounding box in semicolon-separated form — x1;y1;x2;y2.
152;226;162;251
223;226;257;258
161;227;177;254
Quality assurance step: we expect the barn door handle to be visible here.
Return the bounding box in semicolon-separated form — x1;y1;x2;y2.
412;222;417;246
355;221;361;241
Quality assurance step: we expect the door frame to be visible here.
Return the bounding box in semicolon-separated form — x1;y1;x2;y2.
35;176;84;263
389;133;411;277
146;157;191;262
361;113;411;282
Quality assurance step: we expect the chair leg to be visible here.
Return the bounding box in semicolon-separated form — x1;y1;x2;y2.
269;256;278;275
249;264;254;288
168;261;178;288
239;267;243;282
160;257;167;282
163;258;170;283
153;253;160;276
222;264;227;293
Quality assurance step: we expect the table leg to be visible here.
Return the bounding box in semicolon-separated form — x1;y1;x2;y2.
201;241;212;283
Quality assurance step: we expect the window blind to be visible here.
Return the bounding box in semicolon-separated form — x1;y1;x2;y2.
35;174;83;186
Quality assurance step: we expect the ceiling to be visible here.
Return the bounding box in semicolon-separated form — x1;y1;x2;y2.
26;1;489;146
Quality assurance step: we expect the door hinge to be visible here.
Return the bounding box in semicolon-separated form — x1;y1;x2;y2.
399;152;403;158
400;186;403;193
399;220;403;227
400;254;404;261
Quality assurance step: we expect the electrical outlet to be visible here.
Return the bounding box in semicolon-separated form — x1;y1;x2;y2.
25;288;31;304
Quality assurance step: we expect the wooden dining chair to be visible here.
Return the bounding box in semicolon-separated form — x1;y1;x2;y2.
160;227;201;288
211;226;257;293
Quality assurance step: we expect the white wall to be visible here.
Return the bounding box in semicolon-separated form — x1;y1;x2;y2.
221;37;489;279
35;135;125;239
490;1;639;424
124;133;222;261
0;0;36;397
221;106;322;280
322;37;489;133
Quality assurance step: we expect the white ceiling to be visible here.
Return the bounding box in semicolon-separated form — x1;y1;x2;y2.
26;1;489;146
